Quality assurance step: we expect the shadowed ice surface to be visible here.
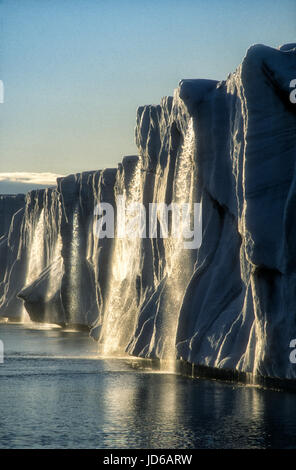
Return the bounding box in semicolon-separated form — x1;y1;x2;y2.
0;324;296;449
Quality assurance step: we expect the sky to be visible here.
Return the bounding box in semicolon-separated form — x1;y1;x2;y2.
0;0;295;191
0;172;62;193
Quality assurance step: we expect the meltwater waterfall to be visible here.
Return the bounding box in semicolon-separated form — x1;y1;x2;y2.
25;208;46;287
98;159;143;355
22;208;46;322
65;207;82;326
155;118;197;363
1;43;296;384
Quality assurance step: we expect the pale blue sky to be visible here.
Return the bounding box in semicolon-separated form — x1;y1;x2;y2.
0;0;295;176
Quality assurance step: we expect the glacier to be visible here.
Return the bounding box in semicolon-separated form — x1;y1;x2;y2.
0;43;296;383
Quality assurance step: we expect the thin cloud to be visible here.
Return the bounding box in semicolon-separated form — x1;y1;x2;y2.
0;172;64;185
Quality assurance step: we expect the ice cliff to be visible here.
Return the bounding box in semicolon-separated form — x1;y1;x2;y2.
1;44;296;380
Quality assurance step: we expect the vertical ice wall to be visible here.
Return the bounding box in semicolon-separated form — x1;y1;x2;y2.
123;44;296;380
175;44;296;379
13;189;63;323
57;169;117;328
0;195;25;238
1;43;295;380
94;157;144;354
0;195;25;320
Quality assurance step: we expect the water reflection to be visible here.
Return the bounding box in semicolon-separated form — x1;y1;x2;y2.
0;323;296;448
98;367;296;449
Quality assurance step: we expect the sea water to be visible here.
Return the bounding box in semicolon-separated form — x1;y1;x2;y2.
0;323;296;449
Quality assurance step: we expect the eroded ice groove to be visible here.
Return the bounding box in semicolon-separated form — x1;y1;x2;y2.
0;44;296;382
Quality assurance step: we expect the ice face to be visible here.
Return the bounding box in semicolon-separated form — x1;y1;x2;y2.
1;43;296;380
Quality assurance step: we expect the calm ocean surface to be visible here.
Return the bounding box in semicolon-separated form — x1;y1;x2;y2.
0;323;295;449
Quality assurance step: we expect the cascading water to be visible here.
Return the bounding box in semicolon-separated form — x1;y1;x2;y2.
44;232;63;323
67;207;81;325
47;200;63;302
2;43;295;382
159;118;197;367
22;208;46;322
99;162;143;355
25;208;46;287
17;191;64;325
